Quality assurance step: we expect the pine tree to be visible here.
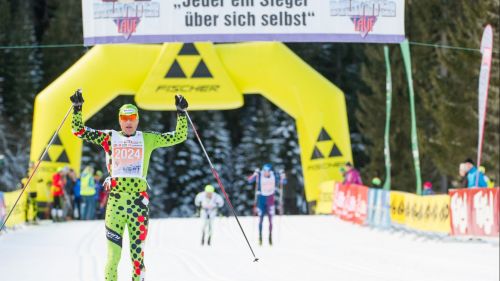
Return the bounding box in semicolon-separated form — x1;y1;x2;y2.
0;0;41;189
40;0;85;87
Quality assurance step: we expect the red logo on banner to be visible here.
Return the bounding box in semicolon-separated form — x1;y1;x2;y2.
350;16;377;38
114;17;140;39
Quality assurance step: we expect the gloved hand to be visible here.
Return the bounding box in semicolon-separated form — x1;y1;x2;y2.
254;168;260;175
175;94;188;113
70;89;84;112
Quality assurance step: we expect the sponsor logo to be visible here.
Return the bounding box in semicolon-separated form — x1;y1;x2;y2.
106;226;123;246
307;128;344;170
41;134;69;163
156;43;219;94
94;0;160;39
330;0;397;38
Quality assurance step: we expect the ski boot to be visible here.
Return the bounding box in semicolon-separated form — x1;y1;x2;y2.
201;233;205;246
269;234;273;246
207;236;211;246
259;235;263;246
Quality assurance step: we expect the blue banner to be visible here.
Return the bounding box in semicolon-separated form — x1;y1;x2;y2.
367;189;391;228
0;192;6;226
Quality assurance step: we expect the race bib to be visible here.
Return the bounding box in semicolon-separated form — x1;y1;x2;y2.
111;131;144;178
260;173;276;196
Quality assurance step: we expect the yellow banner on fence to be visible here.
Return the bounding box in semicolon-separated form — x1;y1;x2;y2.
315;181;335;214
391;192;451;234
3;189;27;228
390;191;406;225
407;194;450;234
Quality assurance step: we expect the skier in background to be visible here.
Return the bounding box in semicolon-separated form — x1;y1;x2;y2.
248;163;286;246
194;185;224;246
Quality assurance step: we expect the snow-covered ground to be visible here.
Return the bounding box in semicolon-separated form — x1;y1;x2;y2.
0;215;498;281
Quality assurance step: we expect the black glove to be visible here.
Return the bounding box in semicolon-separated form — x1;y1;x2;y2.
70;89;84;112
175;94;188;114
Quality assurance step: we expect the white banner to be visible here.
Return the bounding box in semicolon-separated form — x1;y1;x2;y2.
82;0;405;45
476;24;493;170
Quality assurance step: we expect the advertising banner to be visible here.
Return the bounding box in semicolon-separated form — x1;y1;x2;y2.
315;181;336;214
332;182;346;216
2;190;27;228
469;188;499;236
0;192;6;227
422;195;450;234
376;189;391;228
352;184;368;225
449;189;471;235
404;194;450;234
389;191;406;226
82;0;406;45
476;25;493;178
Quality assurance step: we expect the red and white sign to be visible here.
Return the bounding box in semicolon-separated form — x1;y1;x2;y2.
332;183;369;225
449;189;470;235
469;188;499;236
449;188;499;237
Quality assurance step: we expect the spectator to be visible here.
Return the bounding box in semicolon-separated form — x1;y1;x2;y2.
80;166;96;220
64;168;77;220
479;166;494;188
371;177;382;188
422;181;434;195
461;158;487;188
73;176;81;219
93;170;105;219
51;167;67;222
21;178;38;224
343;162;363;185
25;163;38;224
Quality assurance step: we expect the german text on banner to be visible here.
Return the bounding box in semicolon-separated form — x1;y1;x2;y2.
82;0;406;45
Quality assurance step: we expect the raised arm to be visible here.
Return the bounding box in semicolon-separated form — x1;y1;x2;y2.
148;114;188;149
70;90;109;147
148;95;189;149
248;169;259;184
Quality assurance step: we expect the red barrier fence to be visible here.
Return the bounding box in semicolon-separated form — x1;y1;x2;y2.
449;188;499;236
332;183;368;225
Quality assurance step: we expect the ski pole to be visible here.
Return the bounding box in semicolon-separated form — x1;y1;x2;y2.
0;105;74;232
183;109;259;262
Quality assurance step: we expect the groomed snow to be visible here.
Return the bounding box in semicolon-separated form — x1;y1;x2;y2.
0;215;498;281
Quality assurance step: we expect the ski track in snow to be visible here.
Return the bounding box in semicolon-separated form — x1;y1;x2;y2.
0;215;498;281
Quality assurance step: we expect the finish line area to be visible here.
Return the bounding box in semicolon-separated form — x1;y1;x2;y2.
0;216;497;281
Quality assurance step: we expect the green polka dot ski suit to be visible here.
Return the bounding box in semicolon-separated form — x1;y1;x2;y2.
72;110;187;281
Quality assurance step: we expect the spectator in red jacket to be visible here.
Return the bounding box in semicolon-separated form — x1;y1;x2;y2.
51;167;67;222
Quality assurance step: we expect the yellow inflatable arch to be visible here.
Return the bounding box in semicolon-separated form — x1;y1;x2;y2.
31;42;352;203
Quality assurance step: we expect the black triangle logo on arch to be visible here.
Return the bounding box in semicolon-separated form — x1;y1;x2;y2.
310;128;343;160
41;134;70;163
164;43;213;79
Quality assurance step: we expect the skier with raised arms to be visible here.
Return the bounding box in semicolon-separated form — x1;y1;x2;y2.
70;90;188;281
